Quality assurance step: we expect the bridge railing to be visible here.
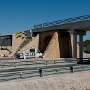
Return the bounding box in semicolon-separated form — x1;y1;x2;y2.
34;15;90;29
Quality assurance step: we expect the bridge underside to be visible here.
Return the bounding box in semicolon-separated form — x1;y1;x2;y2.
38;30;79;59
24;31;86;59
30;20;90;59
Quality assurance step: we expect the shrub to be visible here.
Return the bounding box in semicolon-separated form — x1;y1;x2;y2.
15;32;18;35
16;38;31;52
16;33;22;38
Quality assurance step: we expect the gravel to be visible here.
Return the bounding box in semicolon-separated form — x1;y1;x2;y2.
0;70;90;90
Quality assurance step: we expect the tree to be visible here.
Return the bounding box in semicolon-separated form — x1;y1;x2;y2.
83;39;90;47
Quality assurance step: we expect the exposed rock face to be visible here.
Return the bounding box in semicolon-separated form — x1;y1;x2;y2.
10;34;26;56
19;34;39;53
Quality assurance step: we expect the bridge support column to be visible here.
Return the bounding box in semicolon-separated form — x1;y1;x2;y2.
79;34;83;59
70;30;77;58
78;31;86;59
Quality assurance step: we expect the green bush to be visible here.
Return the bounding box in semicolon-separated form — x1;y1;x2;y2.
83;39;90;47
16;33;22;38
15;32;23;38
15;32;19;35
16;38;31;52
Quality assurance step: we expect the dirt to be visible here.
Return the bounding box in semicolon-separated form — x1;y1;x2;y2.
0;70;90;90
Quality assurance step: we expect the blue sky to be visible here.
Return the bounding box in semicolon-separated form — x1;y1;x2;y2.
0;0;90;40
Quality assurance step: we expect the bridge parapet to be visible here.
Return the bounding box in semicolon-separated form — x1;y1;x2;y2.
34;15;90;29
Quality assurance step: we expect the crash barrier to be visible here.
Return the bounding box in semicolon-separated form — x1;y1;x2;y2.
65;58;90;64
0;59;66;67
0;59;90;82
77;58;90;64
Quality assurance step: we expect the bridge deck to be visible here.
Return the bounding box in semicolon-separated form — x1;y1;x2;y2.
32;15;90;32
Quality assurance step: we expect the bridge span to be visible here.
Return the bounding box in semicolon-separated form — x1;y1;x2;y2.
24;15;90;61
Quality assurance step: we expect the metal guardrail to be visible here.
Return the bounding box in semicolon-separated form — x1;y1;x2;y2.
0;59;65;67
34;15;90;29
0;60;74;81
0;60;73;81
0;59;90;82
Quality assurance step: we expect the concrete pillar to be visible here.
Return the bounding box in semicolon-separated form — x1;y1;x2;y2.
30;30;34;40
79;34;83;58
30;30;33;37
77;30;86;59
72;34;77;58
70;30;77;58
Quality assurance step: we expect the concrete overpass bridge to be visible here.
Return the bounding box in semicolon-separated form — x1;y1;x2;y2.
24;15;90;60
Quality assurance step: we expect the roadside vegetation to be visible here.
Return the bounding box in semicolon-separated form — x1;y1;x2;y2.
16;38;31;53
83;39;90;51
15;32;23;38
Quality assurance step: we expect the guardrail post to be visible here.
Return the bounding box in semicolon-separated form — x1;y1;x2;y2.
56;68;58;72
46;61;48;65
39;69;43;77
54;61;56;64
82;65;84;69
70;66;74;73
20;71;22;77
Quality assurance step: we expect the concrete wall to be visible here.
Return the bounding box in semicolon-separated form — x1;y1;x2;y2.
59;31;72;58
24;30;32;38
